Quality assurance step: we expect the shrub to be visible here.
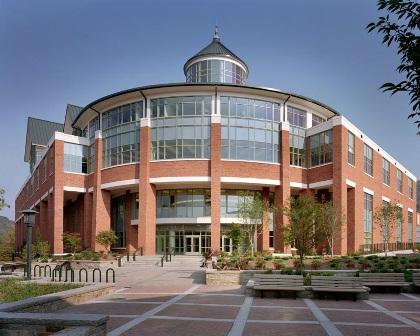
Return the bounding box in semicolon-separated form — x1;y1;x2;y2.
292;259;302;268
311;259;321;270
95;230;118;252
346;259;355;269
264;269;273;274
273;259;285;270
62;232;82;254
256;257;266;269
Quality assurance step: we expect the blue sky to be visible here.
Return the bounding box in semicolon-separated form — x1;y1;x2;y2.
0;0;419;220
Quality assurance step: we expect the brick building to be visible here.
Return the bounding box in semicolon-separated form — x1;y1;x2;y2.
15;30;417;256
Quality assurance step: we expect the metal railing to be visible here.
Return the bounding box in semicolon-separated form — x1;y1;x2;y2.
131;247;143;261
359;242;415;254
160;247;176;267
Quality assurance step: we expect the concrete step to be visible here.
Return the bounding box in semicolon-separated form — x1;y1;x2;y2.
122;255;203;268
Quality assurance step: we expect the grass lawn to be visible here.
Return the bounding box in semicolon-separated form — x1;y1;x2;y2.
0;278;83;304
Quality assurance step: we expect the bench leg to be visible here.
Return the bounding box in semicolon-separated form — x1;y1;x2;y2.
260;290;264;299
293;291;297;300
335;293;340;301
353;293;357;302
318;292;323;300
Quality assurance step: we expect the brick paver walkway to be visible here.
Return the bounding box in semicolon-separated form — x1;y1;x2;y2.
56;262;420;336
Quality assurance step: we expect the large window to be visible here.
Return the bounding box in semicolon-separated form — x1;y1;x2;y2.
186;60;247;84
383;159;390;185
151;96;211;160
364;193;373;245
288;106;306;167
221;96;280;163
310;130;333;167
408;178;413;199
397;169;403;193
112;196;125;248
88;116;99;141
64;142;87;174
102;102;142;168
408;211;413;243
312;114;325;127
348;131;355;165
396;206;402;243
131;193;139;220
364;144;373;176
43;157;47;182
156;189;211;218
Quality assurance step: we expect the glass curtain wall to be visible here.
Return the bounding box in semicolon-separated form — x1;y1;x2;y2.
102;102;142;168
186;60;246;84
63;142;88;173
156;189;211;218
310;130;333;167
150;96;211;160
221;96;280;163
287;106;306;167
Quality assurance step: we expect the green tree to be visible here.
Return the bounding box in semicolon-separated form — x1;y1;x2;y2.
0;228;15;261
225;224;244;252
281;194;323;272
367;0;420;132
317;199;347;257
33;228;50;261
237;191;275;257
95;230;118;252
373;201;404;256
0;189;10;212
62;232;82;254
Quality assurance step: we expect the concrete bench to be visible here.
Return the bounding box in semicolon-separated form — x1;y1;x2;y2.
359;272;409;293
253;274;305;299
411;273;420;288
311;276;367;301
1;262;26;272
0;312;108;336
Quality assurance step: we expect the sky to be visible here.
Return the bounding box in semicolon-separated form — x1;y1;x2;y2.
0;0;419;220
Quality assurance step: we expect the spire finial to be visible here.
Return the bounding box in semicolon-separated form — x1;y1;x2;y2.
214;24;219;39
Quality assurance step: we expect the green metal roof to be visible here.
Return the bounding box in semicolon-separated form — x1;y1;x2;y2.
67;104;83;123
183;33;248;75
24;117;63;162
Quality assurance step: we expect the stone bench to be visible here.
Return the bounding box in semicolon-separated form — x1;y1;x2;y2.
413;273;420;286
0;312;108;336
253;274;305;299
359;272;409;293
311;276;368;301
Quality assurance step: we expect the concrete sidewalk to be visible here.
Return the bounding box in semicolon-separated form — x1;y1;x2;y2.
56;263;420;336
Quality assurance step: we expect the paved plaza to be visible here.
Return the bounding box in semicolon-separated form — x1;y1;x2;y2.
55;261;420;336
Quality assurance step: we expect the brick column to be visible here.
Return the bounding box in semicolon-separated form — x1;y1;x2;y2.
210;116;221;253
91;131;111;251
83;191;93;249
138;119;156;255
51;140;64;254
275;123;291;252
346;187;356;253
332;123;347;255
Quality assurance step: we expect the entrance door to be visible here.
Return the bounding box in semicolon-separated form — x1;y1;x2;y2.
156;235;166;254
185;236;200;255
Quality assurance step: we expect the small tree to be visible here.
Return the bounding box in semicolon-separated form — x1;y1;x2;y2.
0;228;15;261
33;228;50;261
281;194;322;272
237;191;275;257
0;189;10;212
62;232;82;254
225;224;244;253
95;230;118;252
317;199;347;257
373;201;404;256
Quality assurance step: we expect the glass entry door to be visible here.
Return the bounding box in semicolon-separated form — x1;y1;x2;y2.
185;235;201;255
156;235;166;254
